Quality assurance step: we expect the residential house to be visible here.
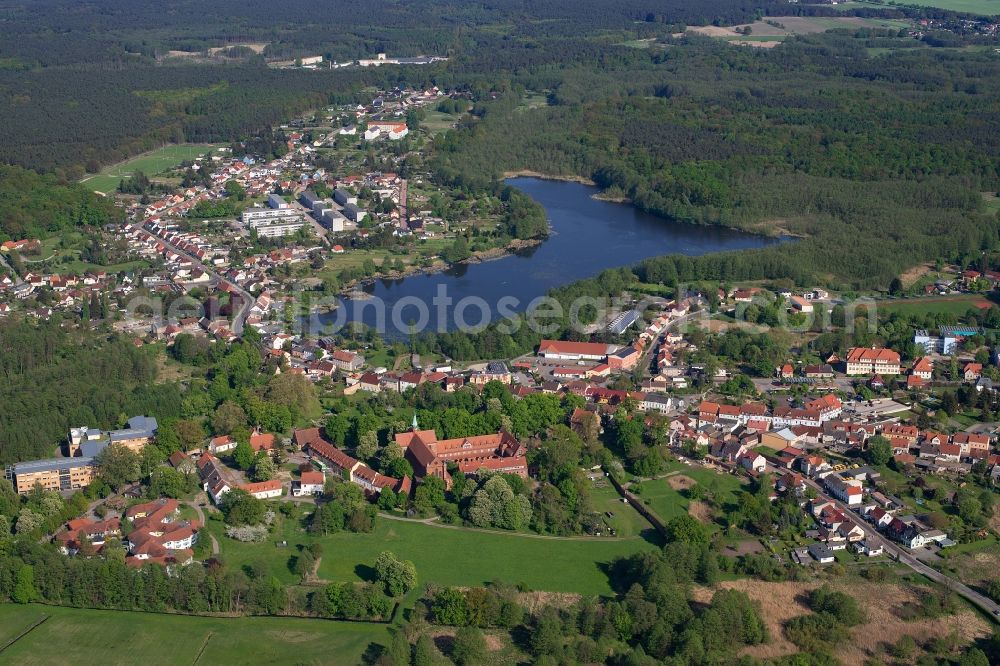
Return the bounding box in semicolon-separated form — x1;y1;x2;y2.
911;356;933;380
964;363;983;381
292;470;325;497
824;474;864;506
241;479;283;499
208;435;237;455
249;432;277;452
330;350;365;372
739;452;766;474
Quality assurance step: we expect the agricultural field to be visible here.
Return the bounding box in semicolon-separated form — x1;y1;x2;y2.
208;514;658;596
80;144;222;194
0;604;387;666
829;0;1000;15
875;293;995;317
688;16;913;47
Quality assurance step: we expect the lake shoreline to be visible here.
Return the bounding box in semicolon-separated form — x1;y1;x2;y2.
329;236;546;305
502;169;596;186
316;176;777;334
505;170;794;239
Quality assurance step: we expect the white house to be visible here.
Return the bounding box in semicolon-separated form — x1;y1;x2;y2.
241;479;283;499
292;470;325;497
738;452;767;474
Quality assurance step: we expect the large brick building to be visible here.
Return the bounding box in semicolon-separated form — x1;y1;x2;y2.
394;426;527;488
845;347;901;376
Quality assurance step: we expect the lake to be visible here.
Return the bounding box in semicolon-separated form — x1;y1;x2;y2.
312;177;777;337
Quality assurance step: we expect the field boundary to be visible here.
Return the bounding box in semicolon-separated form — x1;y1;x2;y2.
190;631;213;666
0;613;50;654
607;472;668;537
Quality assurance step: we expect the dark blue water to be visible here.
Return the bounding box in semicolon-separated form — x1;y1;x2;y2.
312;177;776;337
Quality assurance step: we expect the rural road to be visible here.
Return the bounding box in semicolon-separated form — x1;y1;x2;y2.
638;309;700;378
795;470;1000;623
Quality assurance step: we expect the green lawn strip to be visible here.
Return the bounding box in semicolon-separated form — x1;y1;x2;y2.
316;519;656;596
81;144;222;194
0;604;386;666
0;605;49;652
212;514;655;596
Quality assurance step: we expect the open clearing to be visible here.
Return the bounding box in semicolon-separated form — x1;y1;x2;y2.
0;604;386;665
633;464;746;530
899;262;934;288
80;144;221;194
688;16;912;47
211;516;658;596
691;579;991;663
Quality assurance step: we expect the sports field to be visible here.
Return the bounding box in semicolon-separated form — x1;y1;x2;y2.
876;294;994;317
209;515;658;596
80;144;221;194
0;604;386;665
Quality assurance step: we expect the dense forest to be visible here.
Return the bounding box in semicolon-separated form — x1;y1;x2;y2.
0;166;123;240
432;32;1000;292
0;320;182;464
1;0;990;175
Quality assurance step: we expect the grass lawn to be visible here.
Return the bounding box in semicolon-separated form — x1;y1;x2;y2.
876;294;994;317
420;110;460;136
939;535;999;559
822;0;999;13
317;520;656;595
81;144;222;194
211;515;657;596
0;605;48;650
588;480;658;539
632;462;747;532
0;604;387;665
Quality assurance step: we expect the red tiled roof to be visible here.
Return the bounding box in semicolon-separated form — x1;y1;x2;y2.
249;433;276;451
847;347;900;364
537;339;610;356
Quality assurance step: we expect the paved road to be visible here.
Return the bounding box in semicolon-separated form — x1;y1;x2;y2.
790;467;1000;623
138;225;254;336
185;501;219;555
0;252;23;285
639;311;698;378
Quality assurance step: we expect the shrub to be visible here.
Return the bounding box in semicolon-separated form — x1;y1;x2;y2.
225;524;269;542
